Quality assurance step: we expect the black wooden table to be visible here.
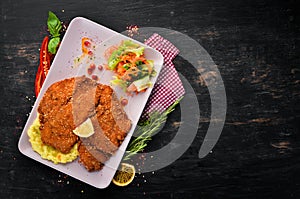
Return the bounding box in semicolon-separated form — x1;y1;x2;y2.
1;0;299;198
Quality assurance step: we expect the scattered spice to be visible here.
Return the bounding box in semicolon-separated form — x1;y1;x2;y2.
97;65;103;71
91;74;98;81
84;40;91;47
126;25;139;37
121;98;128;106
87;63;96;75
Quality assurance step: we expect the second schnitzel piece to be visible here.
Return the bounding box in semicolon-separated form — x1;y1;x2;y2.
78;84;132;171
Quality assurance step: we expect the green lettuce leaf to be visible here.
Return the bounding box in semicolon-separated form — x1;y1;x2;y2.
124;46;144;57
110;77;128;91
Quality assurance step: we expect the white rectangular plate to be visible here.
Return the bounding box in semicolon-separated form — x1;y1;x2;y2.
18;17;163;188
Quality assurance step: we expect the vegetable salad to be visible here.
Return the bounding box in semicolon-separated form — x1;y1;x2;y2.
107;40;157;94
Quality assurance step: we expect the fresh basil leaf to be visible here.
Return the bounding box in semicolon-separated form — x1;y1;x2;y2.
48;37;60;54
47;11;62;37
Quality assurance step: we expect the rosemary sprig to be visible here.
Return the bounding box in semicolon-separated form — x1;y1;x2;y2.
123;97;183;161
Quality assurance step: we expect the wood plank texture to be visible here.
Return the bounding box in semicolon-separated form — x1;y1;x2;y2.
0;0;299;198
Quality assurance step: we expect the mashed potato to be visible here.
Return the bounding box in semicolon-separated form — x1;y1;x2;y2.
28;118;79;164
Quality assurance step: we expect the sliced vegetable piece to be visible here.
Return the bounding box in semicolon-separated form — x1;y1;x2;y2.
111;77;128;91
35;36;53;97
132;75;151;92
124;46;144;57
40;36;52;76
127;83;137;93
108;50;122;70
35;63;46;97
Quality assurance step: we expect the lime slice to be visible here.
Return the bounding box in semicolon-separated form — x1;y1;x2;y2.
112;163;135;186
73;118;94;138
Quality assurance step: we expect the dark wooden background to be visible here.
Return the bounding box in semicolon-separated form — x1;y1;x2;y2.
0;0;299;198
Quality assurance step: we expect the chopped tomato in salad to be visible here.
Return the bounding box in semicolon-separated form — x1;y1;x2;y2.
107;40;156;94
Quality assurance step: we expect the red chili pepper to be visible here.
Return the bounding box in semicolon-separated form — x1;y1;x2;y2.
34;62;45;97
40;36;53;76
35;36;53;97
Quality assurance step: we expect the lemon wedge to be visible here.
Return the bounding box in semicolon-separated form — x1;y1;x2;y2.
73;118;95;138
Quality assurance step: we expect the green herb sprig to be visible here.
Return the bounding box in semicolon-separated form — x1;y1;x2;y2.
123;97;183;161
47;11;62;54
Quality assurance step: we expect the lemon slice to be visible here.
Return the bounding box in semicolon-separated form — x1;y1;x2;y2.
112;163;135;186
73;118;94;138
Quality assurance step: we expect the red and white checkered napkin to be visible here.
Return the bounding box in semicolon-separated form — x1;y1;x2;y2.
142;33;185;117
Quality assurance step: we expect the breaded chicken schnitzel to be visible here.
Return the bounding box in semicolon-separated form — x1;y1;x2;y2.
38;77;79;154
